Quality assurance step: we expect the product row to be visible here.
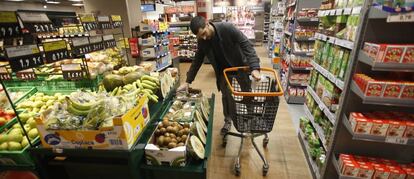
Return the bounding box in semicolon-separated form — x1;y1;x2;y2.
363;42;414;64
294;42;315;53
306;93;334;143
295;25;318;39
290;55;313;67
314;40;351;80
300;117;326;169
288;86;307;97
290;73;310;85
320;0;364;10
298;8;319;18
310;71;342;112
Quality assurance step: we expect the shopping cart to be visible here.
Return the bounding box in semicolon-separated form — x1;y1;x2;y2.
222;66;283;176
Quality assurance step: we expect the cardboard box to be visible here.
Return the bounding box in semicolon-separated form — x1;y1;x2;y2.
364;81;386;97
383;83;403;98
402;46;414;64
373;165;391;179
144;122;190;167
342;161;360;177
36;96;150;150
350;113;373;135
377;44;406;63
370;119;390;137
404;120;414;139
387;120;407;138
400;83;414;99
387;167;407;179
357;163;375;179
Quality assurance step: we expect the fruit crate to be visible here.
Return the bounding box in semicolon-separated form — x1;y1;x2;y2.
0;142;36;166
139;94;215;179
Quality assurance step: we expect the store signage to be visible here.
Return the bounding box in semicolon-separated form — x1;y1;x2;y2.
71;37;91;56
0;11;21;38
97;16;112;29
111;15;123;28
103;34;116;48
164;6;195;14
79;14;98;31
61;63;84;80
0;67;12;81
385;136;408;145
17;12;56;33
5;44;44;72
43;40;70;63
164;7;179;14
387;12;414;23
129;38;139;58
89;36;104;51
16;68;37;81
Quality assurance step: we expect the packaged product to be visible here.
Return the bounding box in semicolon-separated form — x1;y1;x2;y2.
316;75;326;97
373;165;392;179
338;50;350;80
350;113;373;134
289;87;297;96
404;120;414;138
310;70;319;89
357;163;375;179
321;43;332;67
365;81;386;97
297;88;305;97
402;46;414;63
381;45;406;63
383;82;403;98
339;154;354;170
342;161;360;177
400;83;414;99
331;48;344;76
387;167;407;179
370;119;390;137
386;120;407;138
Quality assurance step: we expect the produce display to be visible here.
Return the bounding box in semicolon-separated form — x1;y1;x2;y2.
0;124;37;151
338;154;414;178
300;117;326;169
311;72;341;111
0;90;26;127
363;42;414;64
349;112;414;138
306;93;334;141
353;73;414;99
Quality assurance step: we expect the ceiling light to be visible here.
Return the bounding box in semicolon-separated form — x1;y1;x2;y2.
72;3;84;6
47;1;61;4
43;5;47;8
5;0;25;2
68;0;83;2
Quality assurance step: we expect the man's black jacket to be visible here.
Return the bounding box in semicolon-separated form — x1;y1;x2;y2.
185;22;260;89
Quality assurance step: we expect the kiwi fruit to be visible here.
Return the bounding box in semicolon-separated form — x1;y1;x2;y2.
164;137;172;145
160;128;166;134
167;126;174;133
157;136;165;146
177;142;184;147
170;133;177;139
168;142;177;149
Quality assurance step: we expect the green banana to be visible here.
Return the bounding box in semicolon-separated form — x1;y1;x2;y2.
142;89;154;95
111;87;119;96
142;80;158;88
136;80;144;89
141;75;160;85
142;83;155;90
67;103;91;116
66;97;95;111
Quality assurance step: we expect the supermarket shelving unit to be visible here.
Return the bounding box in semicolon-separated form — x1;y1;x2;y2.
268;1;284;71
318;1;414;178
281;0;321;104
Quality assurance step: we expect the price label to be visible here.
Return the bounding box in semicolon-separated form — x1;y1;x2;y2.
344;8;352;15
0;67;11;81
0;24;21;38
43;40;70;63
336;9;343;15
103;34;116;48
16;69;37;81
336;79;344;90
352;6;362;15
89;36;104;51
97;16;112;29
5;45;44;72
318;11;323;17
111;15;123;28
0;11;18;23
328;36;336;44
387;12;414;23
385;137;408;145
62;63;84;80
71;37;91;55
79;14;96;23
17;12;50;22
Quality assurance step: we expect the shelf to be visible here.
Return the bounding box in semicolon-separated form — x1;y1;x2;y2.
298;130;321;179
343;115;414;146
295;37;316;42
284;31;292;36
304;105;328;150
290;65;313;71
314;33;354;50
288;80;308;87
296;17;319;23
370;4;414;20
351;81;414;107
285;93;306;104
293;51;314;56
38;34;90;39
358;51;414;72
332;155;360;179
140;42;169;48
318;6;362;17
311;61;344;90
307;87;336;125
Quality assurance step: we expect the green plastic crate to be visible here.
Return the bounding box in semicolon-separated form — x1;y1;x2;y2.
0;138;40;166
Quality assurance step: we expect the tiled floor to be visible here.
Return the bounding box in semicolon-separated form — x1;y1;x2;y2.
179;46;312;179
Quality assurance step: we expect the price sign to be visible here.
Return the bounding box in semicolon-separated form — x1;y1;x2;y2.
71;37;91;55
385;137;408;145
387;12;414;23
61;63;84;80
328;36;336;44
5;44;44;72
103;34;116;48
79;14;98;31
89;36;104;51
110;15;123;28
97;16;112;29
16;68;37;81
352;6;362;15
344;8;352;15
336;79;344;90
0;67;11;81
0;11;21;38
43;40;70;63
17;12;56;33
336;9;343;15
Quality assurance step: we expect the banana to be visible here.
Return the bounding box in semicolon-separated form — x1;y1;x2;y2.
142;89;154;95
142;80;158;88
136;80;144;89
141;75;160;85
111;87;119;96
66;97;100;111
66;102;91;116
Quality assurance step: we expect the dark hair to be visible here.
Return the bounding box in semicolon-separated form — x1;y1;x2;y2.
190;16;206;35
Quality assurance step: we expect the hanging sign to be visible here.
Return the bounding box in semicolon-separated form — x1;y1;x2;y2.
17;12;56;33
5;44;43;72
61;63;84;80
79;14;98;31
0;67;12;81
89;35;104;51
103;34;116;48
16;68;37;81
0;11;21;38
71;37;91;56
43;40;70;63
97;16;112;29
110;15;123;28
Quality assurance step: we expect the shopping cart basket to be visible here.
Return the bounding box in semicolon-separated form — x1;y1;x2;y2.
222;66;283;176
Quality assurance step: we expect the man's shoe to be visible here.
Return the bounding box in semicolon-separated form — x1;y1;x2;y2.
220;120;232;135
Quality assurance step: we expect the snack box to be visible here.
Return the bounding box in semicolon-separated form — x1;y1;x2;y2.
386;120;407;138
350;113;373;135
37;96;150;150
373;165;391;179
364;81;386;97
342;161;360;177
370;44;406;63
357;163;375;179
400;83;414;99
402;46;414;63
403;120;414;139
383;82;403;98
387;167;407;179
370;119;390;137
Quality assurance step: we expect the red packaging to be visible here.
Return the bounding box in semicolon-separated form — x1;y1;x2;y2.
357;164;375;179
350;113;373;135
387;167;407;179
405;170;414;179
378;45;406;63
354;155;369;162
369;43;382;61
402;46;414;64
373;165;391;179
342;161;360;177
387;120;407;138
400;83;414;99
365;81;385;97
363;42;374;54
383;82;403;98
370;119;390;137
404;120;414;139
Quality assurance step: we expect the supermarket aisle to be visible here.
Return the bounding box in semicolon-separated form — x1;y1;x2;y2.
179;46;312;179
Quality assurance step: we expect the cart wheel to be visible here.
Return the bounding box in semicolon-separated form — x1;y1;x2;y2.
263;138;269;148
222;135;227;148
263;164;269;176
234;163;241;176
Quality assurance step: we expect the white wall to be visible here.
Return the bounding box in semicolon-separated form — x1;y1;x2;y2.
0;2;83;13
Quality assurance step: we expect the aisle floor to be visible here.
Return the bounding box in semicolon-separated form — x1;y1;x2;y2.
179;46;312;179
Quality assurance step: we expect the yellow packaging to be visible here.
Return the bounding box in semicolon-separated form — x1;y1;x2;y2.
36;96;150;150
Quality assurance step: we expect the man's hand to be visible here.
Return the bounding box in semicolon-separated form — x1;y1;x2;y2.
251;70;261;81
177;82;190;92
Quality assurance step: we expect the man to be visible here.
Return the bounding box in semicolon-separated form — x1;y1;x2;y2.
177;16;261;135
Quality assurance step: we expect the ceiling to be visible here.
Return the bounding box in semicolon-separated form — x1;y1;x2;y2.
1;0;84;6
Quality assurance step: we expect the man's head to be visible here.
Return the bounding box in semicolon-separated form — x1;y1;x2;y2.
190;16;214;40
